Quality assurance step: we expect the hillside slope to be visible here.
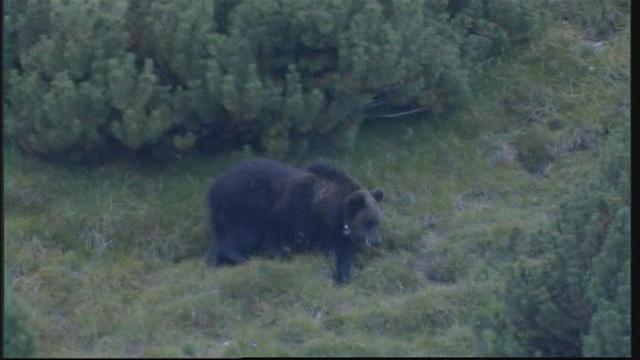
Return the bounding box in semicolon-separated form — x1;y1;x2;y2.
4;10;629;357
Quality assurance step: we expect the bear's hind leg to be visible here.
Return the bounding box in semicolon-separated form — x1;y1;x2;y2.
208;244;246;266
208;226;250;266
207;227;223;267
215;237;248;265
219;225;260;264
218;248;247;265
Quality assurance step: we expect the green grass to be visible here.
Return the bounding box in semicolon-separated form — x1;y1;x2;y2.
3;16;629;357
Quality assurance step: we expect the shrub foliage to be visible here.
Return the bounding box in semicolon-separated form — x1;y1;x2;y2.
478;125;630;356
5;0;546;160
4;283;36;358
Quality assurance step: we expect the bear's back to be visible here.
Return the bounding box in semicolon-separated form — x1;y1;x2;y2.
305;161;361;197
209;159;302;222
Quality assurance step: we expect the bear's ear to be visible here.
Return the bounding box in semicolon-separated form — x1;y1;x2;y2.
346;191;366;219
370;187;384;202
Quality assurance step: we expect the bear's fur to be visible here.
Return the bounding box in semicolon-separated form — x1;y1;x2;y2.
207;158;384;283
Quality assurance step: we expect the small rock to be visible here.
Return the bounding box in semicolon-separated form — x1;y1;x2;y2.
396;192;415;207
420;213;438;230
454;189;493;211
489;142;518;167
584;40;606;53
550;127;599;158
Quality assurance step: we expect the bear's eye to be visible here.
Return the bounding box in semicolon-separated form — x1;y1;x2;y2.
366;220;377;229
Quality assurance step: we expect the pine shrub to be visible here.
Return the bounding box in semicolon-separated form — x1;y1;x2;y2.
4;283;36;358
486;124;630;356
5;0;547;161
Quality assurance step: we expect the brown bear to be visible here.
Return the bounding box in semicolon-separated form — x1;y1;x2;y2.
207;158;384;283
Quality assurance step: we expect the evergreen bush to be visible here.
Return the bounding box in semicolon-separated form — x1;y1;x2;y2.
553;0;629;40
5;0;547;161
514;125;554;175
485;124;630;356
4;283;36;358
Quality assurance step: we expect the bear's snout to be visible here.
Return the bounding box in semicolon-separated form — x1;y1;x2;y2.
365;228;382;247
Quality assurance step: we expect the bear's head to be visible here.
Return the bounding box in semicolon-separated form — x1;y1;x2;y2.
344;187;384;247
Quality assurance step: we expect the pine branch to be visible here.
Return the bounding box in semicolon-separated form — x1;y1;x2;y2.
364;99;390;108
372;81;406;98
364;106;429;118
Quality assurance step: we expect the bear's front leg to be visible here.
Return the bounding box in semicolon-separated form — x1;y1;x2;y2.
334;240;354;284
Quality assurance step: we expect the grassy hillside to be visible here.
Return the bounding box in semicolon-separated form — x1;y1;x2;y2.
3;11;629;357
